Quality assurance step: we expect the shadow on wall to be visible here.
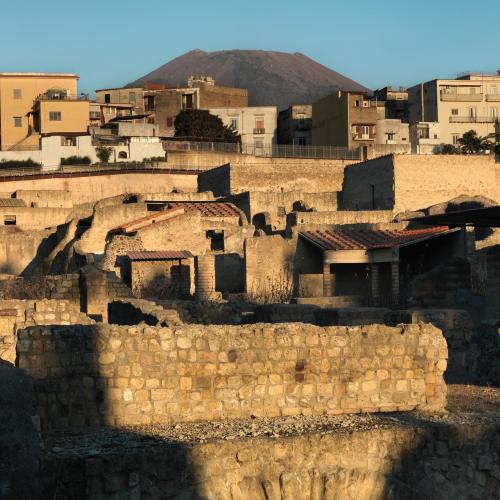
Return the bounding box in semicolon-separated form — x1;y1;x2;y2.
11;324;500;498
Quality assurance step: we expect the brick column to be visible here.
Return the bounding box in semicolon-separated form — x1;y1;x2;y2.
195;255;216;301
323;261;335;297
391;261;399;307
371;264;380;306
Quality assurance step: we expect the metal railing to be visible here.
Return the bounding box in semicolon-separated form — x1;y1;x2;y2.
163;140;361;159
36;93;89;101
449;116;496;123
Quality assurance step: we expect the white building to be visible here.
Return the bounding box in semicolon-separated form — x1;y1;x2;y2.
409;122;442;154
209;106;277;152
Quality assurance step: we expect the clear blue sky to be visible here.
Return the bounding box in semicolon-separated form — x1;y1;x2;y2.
1;0;498;95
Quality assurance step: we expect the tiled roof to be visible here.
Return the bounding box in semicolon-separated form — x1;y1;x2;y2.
127;250;193;261
299;227;453;251
109;202;241;234
167;202;241;218
0;198;25;207
109;206;186;234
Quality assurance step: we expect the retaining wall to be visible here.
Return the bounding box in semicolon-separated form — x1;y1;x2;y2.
18;322;447;431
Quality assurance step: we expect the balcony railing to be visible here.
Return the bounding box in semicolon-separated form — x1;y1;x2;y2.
486;94;500;102
253;128;265;134
440;91;483;102
36;93;89;102
449;116;496;123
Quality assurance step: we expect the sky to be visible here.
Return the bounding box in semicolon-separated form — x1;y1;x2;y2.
0;0;499;95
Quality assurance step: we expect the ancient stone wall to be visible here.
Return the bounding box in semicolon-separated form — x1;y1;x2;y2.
0;299;93;364
289;210;394;227
45;274;80;304
40;423;500;499
18;322;447;431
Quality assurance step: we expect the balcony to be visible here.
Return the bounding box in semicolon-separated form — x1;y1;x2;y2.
486;94;500;102
253;128;265;134
440;91;483;102
36;92;89;102
449;116;496;123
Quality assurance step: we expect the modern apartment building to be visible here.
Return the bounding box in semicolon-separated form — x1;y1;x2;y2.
277;105;312;145
0;73;89;150
209;106;277;151
374;86;408;122
312;91;385;149
408;72;500;146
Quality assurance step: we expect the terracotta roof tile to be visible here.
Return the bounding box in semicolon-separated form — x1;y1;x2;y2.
299;227;453;251
167;201;241;218
127;250;193;261
0;198;26;207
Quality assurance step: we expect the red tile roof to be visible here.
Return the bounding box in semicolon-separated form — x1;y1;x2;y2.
299;227;454;251
109;202;241;235
167;201;241;218
127;250;193;261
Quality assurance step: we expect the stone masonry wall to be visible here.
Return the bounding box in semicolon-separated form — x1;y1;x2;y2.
41;423;500;500
0;300;93;364
18;322;447;431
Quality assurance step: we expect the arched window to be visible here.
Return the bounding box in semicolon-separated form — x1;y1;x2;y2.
118;151;128;159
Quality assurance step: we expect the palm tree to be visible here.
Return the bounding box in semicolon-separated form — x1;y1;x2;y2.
458;130;494;154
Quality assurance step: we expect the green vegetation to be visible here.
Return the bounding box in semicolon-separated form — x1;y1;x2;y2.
174;109;240;142
95;146;113;163
60;156;91;166
0;158;42;169
435;130;495;155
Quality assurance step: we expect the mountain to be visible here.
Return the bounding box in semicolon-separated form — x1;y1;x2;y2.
129;49;369;110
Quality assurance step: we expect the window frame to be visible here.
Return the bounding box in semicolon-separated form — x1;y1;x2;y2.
49;111;62;121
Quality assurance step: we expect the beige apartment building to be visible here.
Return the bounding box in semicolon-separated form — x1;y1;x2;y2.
0;73;89;150
408;72;500;146
209;106;277;151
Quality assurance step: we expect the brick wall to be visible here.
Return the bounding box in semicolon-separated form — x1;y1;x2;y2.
18;322;447;431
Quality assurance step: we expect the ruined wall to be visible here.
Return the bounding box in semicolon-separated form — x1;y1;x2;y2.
244;235;296;302
341;155;396;210
199;162;347;197
0;299;92;364
0;227;53;275
18;322;447;431
45;274;80;304
15;189;73;208
41;423;500;500
0;171;198;205
0;206;71;230
290;210;394;227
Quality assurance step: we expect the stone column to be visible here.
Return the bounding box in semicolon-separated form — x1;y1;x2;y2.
195;255;216;301
391;261;399;307
323;261;335;297
371;264;380;306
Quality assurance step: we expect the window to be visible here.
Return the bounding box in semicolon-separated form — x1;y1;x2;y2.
387;132;395;141
230;118;238;130
118;151;128;159
129;92;136;103
361;126;370;139
4;215;16;226
297;136;307;146
491;107;498;120
451;108;459;115
255;117;264;129
13;89;22;99
13;116;22;127
452;134;460;145
467;106;476;118
354;99;361;107
61;137;77;146
49;111;62;121
490;85;498;95
104;93;111;104
206;230;224;251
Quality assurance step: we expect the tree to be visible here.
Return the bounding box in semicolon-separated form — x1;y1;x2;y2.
434;144;460;155
95;146;113;163
174;109;240;142
457;129;493;154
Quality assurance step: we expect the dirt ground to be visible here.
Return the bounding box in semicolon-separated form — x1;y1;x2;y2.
447;384;500;413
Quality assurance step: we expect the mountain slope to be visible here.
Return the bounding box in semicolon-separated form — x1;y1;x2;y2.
129;49;369;110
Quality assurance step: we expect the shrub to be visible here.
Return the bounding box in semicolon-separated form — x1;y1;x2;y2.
95;146;113;163
0;158;42;169
60;156;91;166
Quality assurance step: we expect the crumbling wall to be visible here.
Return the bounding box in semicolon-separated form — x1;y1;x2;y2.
18;322;447;431
40;423;500;500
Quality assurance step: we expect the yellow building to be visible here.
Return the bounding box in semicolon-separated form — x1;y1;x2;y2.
0;73;89;150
